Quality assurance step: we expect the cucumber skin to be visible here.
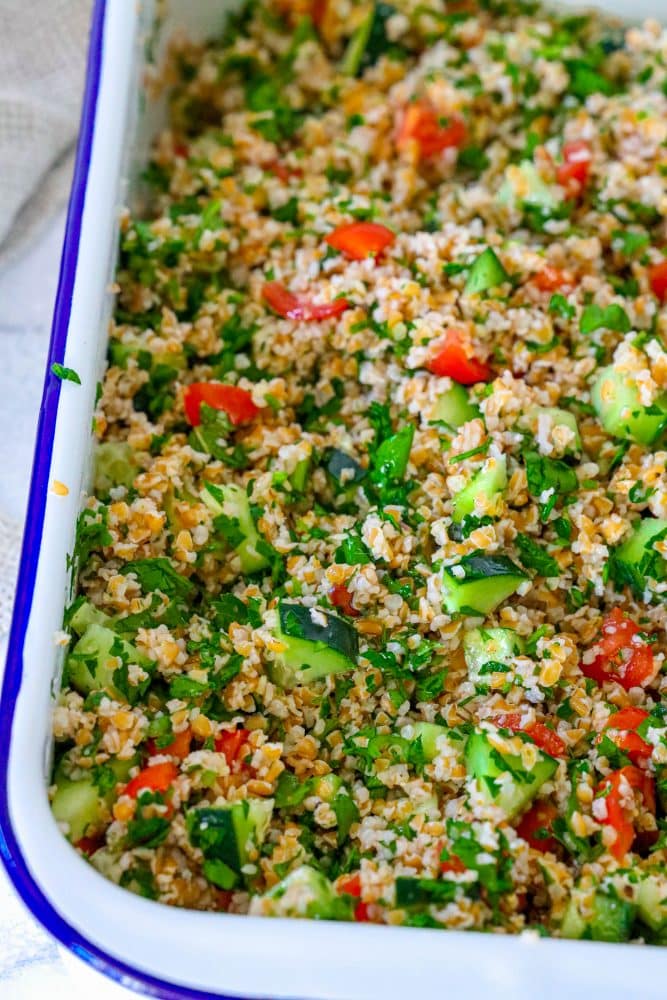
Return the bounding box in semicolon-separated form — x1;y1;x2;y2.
452;455;507;524
465;730;557;819
592;366;667;445
187;799;273;877
270;635;355;687
443;560;527;617
326;449;366;486
272;603;358;687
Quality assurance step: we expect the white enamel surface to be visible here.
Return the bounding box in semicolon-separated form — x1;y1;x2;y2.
6;1;667;997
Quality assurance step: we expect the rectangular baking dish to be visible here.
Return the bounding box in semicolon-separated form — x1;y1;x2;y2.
1;1;666;997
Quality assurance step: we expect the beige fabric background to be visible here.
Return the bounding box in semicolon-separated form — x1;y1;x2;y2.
0;0;90;633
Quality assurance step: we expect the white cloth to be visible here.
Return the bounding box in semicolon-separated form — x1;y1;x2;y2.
0;0;90;633
0;0;90;267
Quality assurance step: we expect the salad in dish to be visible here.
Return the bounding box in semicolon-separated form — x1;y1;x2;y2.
50;0;667;941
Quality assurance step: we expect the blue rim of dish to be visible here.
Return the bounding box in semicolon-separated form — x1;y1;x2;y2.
0;3;241;997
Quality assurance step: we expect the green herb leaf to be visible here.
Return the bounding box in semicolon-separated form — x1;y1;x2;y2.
121;557;195;600
51;363;81;385
515;534;560;577
580;304;631;335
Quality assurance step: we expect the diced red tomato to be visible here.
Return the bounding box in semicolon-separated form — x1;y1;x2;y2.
213;890;234;912
215;728;250;768
532;266;573;292
124;762;178;799
338;872;371;920
397;100;466;159
516;801;559;853
496;712;566;759
325;222;395;261
427;328;492;385
582;608;656;691
75;836;103;856
148;726;192;761
262;281;350;322
264;159;303;183
648;260;667;303
596;765;655;862
329;584;359;618
556;140;592;197
338;872;361;897
173;140;189;158
600;707;652;765
440;854;466;874
183;382;259;428
354;901;372;922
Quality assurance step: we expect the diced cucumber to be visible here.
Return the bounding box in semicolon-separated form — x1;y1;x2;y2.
202;481;269;575
615;518;667;571
403;722;451;762
187;799;273;887
463;627;524;685
522;407;582;455
255;865;353;920
610;518;667;597
637;872;667;932
94;442;138;496
591;365;667;445
464;248;509;296
51;751;137;842
452;454;507;524
68;599;110;636
66;624;152;700
52;772;108;842
561;880;637;942
432;384;480;429
270;601;359;688
465;728;557;819
498;161;556;212
442;553;528;616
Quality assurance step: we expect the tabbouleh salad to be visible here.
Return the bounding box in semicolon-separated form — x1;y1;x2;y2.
50;0;667;942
